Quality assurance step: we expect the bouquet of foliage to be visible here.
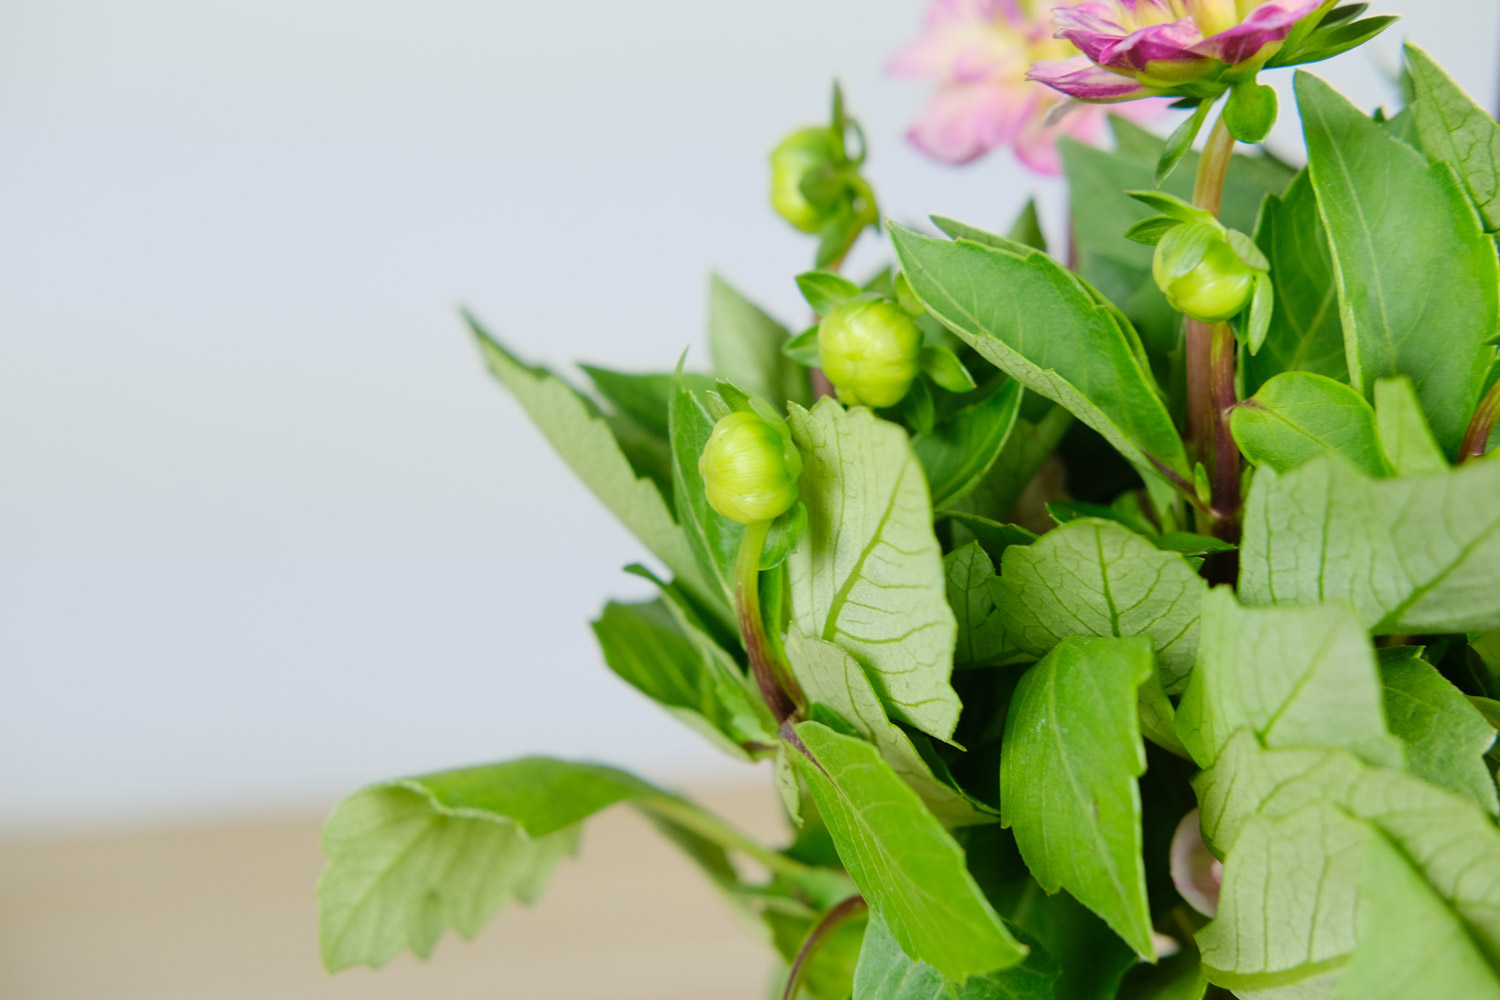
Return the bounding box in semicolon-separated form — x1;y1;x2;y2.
317;2;1500;996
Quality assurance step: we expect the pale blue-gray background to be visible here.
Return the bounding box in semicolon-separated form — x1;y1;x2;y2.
3;0;1494;830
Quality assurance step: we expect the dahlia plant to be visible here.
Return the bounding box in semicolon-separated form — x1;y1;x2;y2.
318;3;1500;997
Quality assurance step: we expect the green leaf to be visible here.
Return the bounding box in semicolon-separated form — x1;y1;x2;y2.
788;721;1028;979
782;324;822;367
1176;589;1402;769
760;499;808;571
889;223;1191;484
1116;948;1208;1000
921;344;978;393
941;511;1039;565
1064;125;1294;364
945;542;1025;668
1244;170;1348;396
1158;98;1215;184
945;404;1072;526
592;599;773;759
1239;452;1500;633
1007;198;1047;252
1224;80;1278;143
852;911;1060;999
989;519;1206;693
786;400;962;741
1406;44;1500;232
766;902;867;1000
469;321;719;614
796;270;864;316
1380;646;1498;813
320;759;768;971
787;629;997;826
1000;635;1157;959
1123;217;1181;245
707;274;810;408
1230;370;1391;476
1297;71;1498;455
668;377;743;606
1373;375;1447;475
913;380;1023;507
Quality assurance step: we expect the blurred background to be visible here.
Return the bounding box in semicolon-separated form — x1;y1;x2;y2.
1;0;1495;996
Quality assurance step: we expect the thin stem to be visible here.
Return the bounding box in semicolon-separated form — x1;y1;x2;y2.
782;896;868;1000
635;796;815;883
1459;377;1500;462
736;519;798;722
1193;116;1235;217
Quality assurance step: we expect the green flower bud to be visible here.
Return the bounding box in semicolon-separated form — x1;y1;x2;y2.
769;127;839;233
698;410;803;525
1152;225;1257;323
818;298;923;408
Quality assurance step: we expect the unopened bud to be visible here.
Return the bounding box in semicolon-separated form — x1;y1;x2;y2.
1152;224;1257;323
818;299;923;408
769;128;840;233
698;411;803;525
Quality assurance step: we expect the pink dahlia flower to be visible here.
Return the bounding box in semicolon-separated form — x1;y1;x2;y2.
1030;0;1324;102
890;0;1162;176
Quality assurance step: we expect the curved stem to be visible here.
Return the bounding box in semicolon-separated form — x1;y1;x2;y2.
1459;377;1500;462
736;520;798;722
782;895;868;1000
635;796;815;883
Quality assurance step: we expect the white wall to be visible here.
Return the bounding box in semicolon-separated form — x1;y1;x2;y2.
2;0;1494;831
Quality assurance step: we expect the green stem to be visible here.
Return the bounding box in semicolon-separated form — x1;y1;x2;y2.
782;895;868;1000
1459;377;1500;462
635;796;814;883
1185;114;1242;556
736;520;798;722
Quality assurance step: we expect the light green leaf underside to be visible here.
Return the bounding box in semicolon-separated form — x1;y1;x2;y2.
1176;589;1401;770
788;721;1028;980
707;274;809;408
1372;376;1447;476
1194;737;1500;995
470;322;718;612
320;759;665;971
945;543;1026;668
889;223;1190;483
1245;170;1347;396
592;599;773;759
1380;646;1498;813
787;629;996;827
1238;453;1500;634
787;399;962;741
852;911;1059;1000
1406;43;1500;233
1297;71;1497;455
990;518;1205;693
1000;635;1157;959
1230;371;1389;476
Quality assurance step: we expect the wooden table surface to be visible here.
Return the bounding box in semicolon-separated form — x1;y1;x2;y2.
0;782;788;1000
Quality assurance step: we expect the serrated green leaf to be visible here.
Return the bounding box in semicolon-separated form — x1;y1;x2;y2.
788;721;1028;979
469;322;720;616
1373;375;1447;475
1230;370;1391;476
913;380;1023;508
1380;646;1498;813
990;519;1206;693
787;629;996;826
707;274;810;408
945;543;1025;668
889;224;1190;485
1244;170;1348;396
1298;71;1497;455
1239;453;1500;633
1407;44;1500;232
1176;589;1402;769
786;400;962;741
852;911;1060;1000
1000;635;1157;959
592;599;774;759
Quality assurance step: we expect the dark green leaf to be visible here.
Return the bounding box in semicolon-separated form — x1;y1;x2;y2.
852;911;1059;999
944;404;1073;526
913;380;1022;507
1158;99;1215;185
1298;71;1498;455
940;510;1039;564
1381;646;1498;813
1001;635;1157;959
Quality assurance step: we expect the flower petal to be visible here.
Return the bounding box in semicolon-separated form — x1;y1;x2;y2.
1199;0;1322;64
1051;2;1130;64
905;83;1019;164
1100;18;1206;71
1028;56;1152;102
